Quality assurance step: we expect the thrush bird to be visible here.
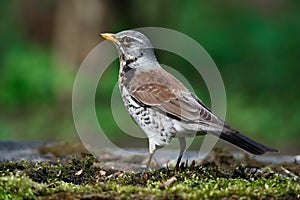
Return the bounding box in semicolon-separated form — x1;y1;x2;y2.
101;30;278;168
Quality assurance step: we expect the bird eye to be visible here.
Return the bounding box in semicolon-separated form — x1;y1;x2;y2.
123;36;133;44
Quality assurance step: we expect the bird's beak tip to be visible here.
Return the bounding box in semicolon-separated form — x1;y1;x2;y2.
100;33;118;43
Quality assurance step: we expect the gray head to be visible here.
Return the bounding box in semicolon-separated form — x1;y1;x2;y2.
101;30;159;69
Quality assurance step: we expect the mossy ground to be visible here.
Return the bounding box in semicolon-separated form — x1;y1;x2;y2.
0;145;299;200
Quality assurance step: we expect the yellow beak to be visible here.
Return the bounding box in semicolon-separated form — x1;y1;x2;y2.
100;33;119;43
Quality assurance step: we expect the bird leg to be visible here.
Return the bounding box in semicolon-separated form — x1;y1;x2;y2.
175;137;186;169
146;152;155;170
146;140;157;170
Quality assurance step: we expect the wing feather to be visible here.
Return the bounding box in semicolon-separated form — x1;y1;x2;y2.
132;83;215;123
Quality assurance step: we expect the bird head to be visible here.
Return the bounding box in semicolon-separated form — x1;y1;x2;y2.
101;30;157;68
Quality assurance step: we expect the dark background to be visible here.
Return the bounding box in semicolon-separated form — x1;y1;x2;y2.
0;0;299;154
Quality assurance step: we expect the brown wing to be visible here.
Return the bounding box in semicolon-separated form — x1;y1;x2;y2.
131;82;279;154
131;83;214;122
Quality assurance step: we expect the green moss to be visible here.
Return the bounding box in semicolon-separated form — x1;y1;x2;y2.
0;174;299;199
0;150;299;199
0;175;41;200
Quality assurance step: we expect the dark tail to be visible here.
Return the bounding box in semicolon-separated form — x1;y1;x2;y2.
218;125;279;155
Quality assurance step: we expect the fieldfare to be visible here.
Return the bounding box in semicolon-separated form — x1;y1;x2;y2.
101;30;278;169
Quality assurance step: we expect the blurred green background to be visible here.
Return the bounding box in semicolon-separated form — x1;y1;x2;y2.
0;0;299;154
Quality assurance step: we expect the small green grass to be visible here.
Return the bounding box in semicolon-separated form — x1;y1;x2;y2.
0;149;299;199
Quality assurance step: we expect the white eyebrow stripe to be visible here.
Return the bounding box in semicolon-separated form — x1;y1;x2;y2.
132;37;143;44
